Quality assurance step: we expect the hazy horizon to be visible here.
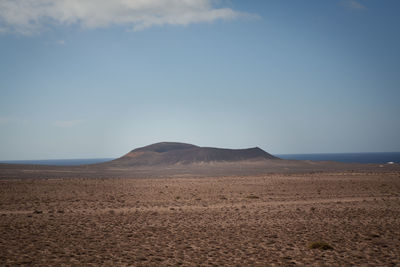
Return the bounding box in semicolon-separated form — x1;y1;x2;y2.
1;147;400;162
1;0;400;160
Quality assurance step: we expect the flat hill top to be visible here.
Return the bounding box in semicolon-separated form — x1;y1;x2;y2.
132;142;199;153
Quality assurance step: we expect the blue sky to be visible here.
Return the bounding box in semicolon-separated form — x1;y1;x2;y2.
1;0;399;160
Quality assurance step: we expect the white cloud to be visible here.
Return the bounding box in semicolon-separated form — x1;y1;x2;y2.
54;120;83;128
342;0;366;10
0;0;255;35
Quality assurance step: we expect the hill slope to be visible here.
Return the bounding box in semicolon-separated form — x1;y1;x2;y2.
108;142;278;166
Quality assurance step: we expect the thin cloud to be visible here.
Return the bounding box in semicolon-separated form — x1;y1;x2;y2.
54;120;83;128
0;0;256;35
342;0;367;10
0;117;11;124
57;40;65;45
0;116;28;125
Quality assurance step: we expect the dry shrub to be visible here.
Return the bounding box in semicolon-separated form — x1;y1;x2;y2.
309;242;334;250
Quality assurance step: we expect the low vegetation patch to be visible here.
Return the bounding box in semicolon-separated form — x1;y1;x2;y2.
246;194;259;199
309;241;334;250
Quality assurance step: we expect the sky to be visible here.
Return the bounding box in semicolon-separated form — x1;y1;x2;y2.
0;0;400;160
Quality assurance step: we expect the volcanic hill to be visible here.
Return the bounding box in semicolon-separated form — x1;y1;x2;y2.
108;142;278;166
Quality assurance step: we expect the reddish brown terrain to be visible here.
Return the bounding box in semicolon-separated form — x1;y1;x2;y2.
1;143;400;266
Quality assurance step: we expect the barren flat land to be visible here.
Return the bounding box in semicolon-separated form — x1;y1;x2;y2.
1;165;400;266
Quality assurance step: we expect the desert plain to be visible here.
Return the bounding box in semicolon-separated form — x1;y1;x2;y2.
1;163;400;266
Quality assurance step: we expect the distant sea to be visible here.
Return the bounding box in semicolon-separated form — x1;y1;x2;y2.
276;152;400;164
0;158;114;166
1;152;399;166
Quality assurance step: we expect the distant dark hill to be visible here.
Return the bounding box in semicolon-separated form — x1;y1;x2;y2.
108;142;279;167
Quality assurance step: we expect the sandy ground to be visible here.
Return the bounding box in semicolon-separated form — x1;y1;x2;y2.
1;171;400;266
